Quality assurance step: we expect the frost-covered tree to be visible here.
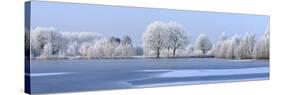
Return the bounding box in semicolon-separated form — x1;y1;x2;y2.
79;42;91;56
206;31;269;60
104;37;121;57
87;36;136;58
30;27;64;57
30;28;47;56
115;36;135;57
121;36;132;45
195;34;212;55
166;22;189;57
143;21;188;57
30;27;103;59
66;41;79;56
254;29;269;59
225;35;241;59
30;27;138;59
235;32;256;59
143;21;167;58
109;37;121;45
213;33;228;58
213;33;241;59
62;32;102;57
87;39;107;58
41;43;53;57
115;44;135;57
212;34;241;59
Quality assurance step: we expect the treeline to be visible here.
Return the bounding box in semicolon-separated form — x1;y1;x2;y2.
142;21;269;59
28;21;269;60
29;27;135;59
211;32;269;59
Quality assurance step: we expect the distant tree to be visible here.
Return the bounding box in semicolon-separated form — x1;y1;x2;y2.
66;41;79;56
30;27;64;57
115;44;135;57
235;32;256;59
109;36;121;45
87;37;136;58
254;29;269;59
60;31;102;57
121;36;132;45
79;42;91;56
115;36;135;57
195;34;213;55
41;43;53;57
30;27;137;59
213;32;228;58
225;35;241;59
87;39;107;58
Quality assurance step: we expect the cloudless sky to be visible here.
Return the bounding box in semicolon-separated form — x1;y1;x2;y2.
30;1;269;46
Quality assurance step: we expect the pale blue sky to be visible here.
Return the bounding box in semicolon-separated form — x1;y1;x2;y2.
30;1;269;46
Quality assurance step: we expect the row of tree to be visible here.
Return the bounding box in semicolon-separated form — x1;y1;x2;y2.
29;27;135;59
28;21;269;59
211;31;269;59
143;21;269;59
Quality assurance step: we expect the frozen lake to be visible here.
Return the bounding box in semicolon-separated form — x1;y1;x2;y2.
27;58;269;94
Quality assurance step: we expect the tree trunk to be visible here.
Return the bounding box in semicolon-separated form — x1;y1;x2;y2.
156;47;160;58
173;48;176;57
202;49;206;55
167;47;170;57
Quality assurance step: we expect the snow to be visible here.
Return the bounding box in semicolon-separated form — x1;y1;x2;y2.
134;78;268;88
27;72;72;77
228;59;256;62
158;67;268;78
140;69;171;72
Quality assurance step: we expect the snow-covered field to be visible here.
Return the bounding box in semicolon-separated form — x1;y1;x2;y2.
28;58;269;94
